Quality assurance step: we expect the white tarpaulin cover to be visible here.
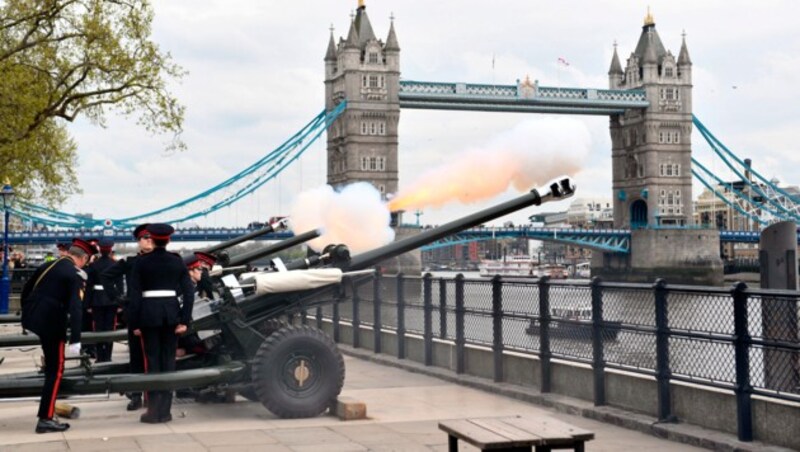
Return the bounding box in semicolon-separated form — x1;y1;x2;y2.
253;268;343;296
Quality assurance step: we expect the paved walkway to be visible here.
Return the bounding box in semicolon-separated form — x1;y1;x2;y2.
0;339;708;452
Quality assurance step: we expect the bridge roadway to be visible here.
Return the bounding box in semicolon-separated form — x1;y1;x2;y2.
398;80;650;115
5;226;771;253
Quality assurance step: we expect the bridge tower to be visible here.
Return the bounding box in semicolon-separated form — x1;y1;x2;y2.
324;1;400;202
609;11;693;228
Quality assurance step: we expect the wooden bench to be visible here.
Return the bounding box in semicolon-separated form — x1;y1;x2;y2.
439;415;594;452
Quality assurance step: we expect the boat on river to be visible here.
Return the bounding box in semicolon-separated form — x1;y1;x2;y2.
525;306;622;341
479;256;567;279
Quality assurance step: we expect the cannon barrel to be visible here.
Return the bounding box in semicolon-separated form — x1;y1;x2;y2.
229;177;575;323
227;229;321;267
284;245;350;271
347;177;575;270
201;219;286;254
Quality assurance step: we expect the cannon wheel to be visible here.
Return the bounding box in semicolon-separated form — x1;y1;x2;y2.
238;319;289;402
251;325;344;418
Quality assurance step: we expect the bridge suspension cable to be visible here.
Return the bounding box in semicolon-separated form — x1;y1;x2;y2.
691;162;769;226
3;102;346;229
692;115;800;224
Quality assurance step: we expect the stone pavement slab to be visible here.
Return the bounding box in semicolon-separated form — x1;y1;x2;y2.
0;343;712;451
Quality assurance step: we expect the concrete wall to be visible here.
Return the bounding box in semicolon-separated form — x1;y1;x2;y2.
593;229;724;285
320;320;800;450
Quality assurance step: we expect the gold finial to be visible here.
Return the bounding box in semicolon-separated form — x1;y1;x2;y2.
644;6;654;26
358;0;365;8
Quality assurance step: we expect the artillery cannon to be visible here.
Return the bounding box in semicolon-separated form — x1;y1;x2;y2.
0;178;575;418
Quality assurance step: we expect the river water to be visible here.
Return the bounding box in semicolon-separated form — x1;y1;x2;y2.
327;271;799;395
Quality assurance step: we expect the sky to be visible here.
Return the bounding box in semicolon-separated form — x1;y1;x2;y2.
62;0;800;230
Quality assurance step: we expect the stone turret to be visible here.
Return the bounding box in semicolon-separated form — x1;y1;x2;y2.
677;32;692;84
324;1;400;202
608;42;623;89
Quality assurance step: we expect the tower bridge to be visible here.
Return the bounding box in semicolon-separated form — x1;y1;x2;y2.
4;3;783;284
324;2;720;284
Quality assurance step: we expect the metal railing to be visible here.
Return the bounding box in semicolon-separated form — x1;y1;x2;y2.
306;272;800;443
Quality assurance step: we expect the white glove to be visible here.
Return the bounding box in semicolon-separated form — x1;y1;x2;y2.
67;343;82;356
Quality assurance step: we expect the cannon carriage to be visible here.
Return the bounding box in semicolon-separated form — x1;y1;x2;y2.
0;178;575;418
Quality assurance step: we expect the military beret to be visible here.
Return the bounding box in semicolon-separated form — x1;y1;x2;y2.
71;238;98;256
99;238;114;252
145;223;175;241
183;254;202;269
133;223;150;239
194;251;217;267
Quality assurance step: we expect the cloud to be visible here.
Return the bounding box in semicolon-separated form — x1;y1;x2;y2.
43;0;800;229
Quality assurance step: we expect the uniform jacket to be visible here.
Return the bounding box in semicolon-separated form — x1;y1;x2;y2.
196;269;215;299
20;257;84;343
86;254;123;308
128;248;195;330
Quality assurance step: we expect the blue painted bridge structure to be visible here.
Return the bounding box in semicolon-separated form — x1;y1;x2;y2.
398;79;650;115
5;226;774;253
5;228;293;246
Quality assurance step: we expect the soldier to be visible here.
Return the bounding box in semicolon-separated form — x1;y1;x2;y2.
78;239;98;359
128;223;194;423
85;238;123;362
20;238;96;433
100;224;153;411
193;251;217;299
177;254;208;359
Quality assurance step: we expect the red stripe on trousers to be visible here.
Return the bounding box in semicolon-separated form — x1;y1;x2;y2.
139;335;149;403
47;341;65;418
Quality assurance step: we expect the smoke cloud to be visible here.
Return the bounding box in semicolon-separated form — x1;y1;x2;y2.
290;182;395;253
389;118;591;211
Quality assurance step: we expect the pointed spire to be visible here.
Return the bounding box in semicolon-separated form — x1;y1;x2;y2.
678;30;692;65
644;6;655;26
385;15;400;52
354;2;376;46
643;30;658;64
608;41;623;75
325;25;337;61
345;18;359;49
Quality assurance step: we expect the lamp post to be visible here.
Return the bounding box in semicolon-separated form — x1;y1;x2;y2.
0;183;15;314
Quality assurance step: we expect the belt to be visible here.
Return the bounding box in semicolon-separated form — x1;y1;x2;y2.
93;285;104;290
143;290;177;298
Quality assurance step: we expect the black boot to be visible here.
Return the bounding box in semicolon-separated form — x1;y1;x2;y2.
139;393;160;424
159;392;173;423
36;418;70;433
126;395;143;411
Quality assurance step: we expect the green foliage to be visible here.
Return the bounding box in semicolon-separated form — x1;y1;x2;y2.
0;0;186;203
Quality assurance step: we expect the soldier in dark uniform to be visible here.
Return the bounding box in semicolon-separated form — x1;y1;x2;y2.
193;251;217;299
128;223;195;423
100;223;153;411
20;238;96;433
85;238;123;362
79;238;99;359
177;254;209;359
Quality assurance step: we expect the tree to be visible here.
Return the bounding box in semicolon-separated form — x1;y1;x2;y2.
0;0;185;203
